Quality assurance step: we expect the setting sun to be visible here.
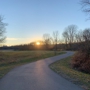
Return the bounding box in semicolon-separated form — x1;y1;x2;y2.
36;42;40;45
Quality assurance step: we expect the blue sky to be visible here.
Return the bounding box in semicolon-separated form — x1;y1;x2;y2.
0;0;90;46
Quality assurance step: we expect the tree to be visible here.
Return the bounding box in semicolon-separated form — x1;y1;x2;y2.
62;31;68;49
77;28;90;51
0;16;7;44
43;33;51;50
63;25;77;50
83;28;90;41
52;31;59;54
81;0;90;18
82;28;90;51
75;30;83;43
81;0;90;12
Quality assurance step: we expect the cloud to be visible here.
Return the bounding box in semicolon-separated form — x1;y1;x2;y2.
6;38;18;41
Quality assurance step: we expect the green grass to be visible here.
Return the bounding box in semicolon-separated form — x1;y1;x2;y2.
50;57;90;90
0;51;65;79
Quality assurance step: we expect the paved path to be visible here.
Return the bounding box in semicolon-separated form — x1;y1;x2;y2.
0;51;84;90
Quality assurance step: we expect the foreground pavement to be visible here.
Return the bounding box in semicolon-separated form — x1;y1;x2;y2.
0;51;84;90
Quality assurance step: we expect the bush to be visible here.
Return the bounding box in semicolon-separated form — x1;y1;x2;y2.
71;51;90;74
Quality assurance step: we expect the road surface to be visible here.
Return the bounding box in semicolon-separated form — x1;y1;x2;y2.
0;51;84;90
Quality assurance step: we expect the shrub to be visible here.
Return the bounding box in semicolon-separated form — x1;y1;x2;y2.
71;51;90;74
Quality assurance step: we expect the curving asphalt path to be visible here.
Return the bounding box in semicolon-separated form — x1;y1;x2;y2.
0;51;84;90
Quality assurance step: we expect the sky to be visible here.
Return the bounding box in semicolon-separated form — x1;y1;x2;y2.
0;0;90;46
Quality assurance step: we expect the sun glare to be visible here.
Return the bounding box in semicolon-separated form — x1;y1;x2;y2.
36;42;40;45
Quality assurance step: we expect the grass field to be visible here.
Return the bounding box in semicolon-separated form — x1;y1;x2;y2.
50;57;90;90
0;50;65;79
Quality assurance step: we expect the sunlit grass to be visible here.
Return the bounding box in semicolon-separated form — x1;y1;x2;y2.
50;57;90;90
0;51;65;79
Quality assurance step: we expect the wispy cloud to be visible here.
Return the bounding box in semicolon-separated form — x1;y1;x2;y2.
5;37;42;46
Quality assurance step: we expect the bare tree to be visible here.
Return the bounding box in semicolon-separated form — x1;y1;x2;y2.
43;33;51;50
52;31;59;54
82;28;90;50
75;28;90;52
62;31;68;49
81;0;90;12
75;30;83;43
0;16;7;44
81;0;90;19
63;25;77;50
83;28;90;41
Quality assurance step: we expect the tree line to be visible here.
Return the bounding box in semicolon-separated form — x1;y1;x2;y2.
1;24;90;52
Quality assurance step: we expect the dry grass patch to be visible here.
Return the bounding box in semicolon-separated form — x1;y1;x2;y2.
0;51;65;78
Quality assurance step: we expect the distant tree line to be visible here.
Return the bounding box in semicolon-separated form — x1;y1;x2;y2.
1;24;90;53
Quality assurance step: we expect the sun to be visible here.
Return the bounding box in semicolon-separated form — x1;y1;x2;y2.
36;42;40;45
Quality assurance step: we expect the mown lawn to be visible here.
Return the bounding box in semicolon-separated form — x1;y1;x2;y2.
50;57;90;90
0;50;65;79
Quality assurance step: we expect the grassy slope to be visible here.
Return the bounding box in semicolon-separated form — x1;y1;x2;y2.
0;51;65;79
50;57;90;90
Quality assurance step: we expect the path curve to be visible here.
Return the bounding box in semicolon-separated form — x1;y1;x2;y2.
0;51;84;90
